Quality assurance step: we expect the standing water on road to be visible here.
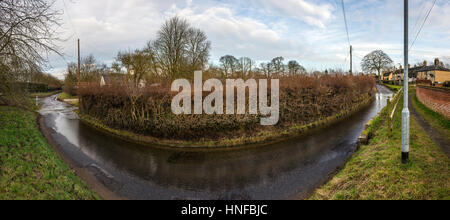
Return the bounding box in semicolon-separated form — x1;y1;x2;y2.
39;85;393;199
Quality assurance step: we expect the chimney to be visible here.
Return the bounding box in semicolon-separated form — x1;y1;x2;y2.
435;58;440;66
423;60;427;67
408;64;411;69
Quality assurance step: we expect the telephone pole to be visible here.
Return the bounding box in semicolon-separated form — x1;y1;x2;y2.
401;0;410;164
77;39;81;87
350;45;353;74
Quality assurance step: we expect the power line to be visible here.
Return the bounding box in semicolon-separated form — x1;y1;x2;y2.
410;0;437;50
340;0;351;46
410;0;427;39
62;0;95;65
62;0;79;39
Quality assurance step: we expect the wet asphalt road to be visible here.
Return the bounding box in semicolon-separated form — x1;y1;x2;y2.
39;86;393;200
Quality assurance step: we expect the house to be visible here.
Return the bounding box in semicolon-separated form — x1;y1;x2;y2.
407;64;423;80
416;58;450;84
383;66;404;82
382;59;448;83
392;65;423;81
100;73;151;88
383;71;392;81
392;66;403;81
100;74;111;87
100;73;127;87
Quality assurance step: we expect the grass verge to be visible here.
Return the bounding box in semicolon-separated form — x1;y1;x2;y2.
0;106;98;200
383;83;402;92
411;89;450;135
57;92;79;107
57;92;77;100
310;93;450;200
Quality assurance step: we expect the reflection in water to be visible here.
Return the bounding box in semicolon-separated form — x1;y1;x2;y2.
40;86;393;199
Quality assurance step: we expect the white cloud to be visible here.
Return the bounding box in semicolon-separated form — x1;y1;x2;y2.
46;0;450;75
259;0;334;28
163;5;302;61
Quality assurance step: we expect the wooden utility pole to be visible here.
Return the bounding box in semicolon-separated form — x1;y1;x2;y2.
350;45;353;74
77;39;81;87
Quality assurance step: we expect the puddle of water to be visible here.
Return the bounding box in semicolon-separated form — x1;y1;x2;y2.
40;87;393;200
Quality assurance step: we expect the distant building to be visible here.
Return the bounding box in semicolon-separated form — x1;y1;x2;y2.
100;73;127;87
383;66;406;82
100;73;151;88
100;74;110;87
382;71;391;81
382;58;450;84
416;58;450;84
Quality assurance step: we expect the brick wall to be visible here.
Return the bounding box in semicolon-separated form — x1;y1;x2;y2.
416;86;450;119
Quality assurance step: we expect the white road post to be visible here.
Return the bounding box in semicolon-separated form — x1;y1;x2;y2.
402;0;410;164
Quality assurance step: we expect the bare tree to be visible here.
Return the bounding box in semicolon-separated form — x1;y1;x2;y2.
116;50;133;74
361;50;393;80
152;16;210;79
63;62;78;95
132;49;157;85
287;60;306;75
219;55;239;77
153;17;189;79
111;61;123;74
80;54;100;82
238;57;254;77
0;0;61;67
116;48;158;85
271;57;285;75
186;28;211;72
0;0;62;106
259;62;273;77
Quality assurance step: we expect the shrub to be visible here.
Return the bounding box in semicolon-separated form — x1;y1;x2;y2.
62;85;77;96
12;82;48;93
78;74;376;141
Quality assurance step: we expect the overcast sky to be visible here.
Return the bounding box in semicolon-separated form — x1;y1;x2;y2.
48;0;450;78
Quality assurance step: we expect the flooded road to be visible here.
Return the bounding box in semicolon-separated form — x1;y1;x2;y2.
39;85;393;200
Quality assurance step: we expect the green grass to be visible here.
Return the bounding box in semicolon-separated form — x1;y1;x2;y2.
57;92;77;100
0;106;98;200
310;94;450;200
411;89;450;132
383;83;402;92
58;92;79;107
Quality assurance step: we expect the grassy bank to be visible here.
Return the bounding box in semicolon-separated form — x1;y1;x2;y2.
411;89;450;138
383;83;402;92
310;93;450;200
57;92;79;107
57;92;77;100
0;106;98;200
